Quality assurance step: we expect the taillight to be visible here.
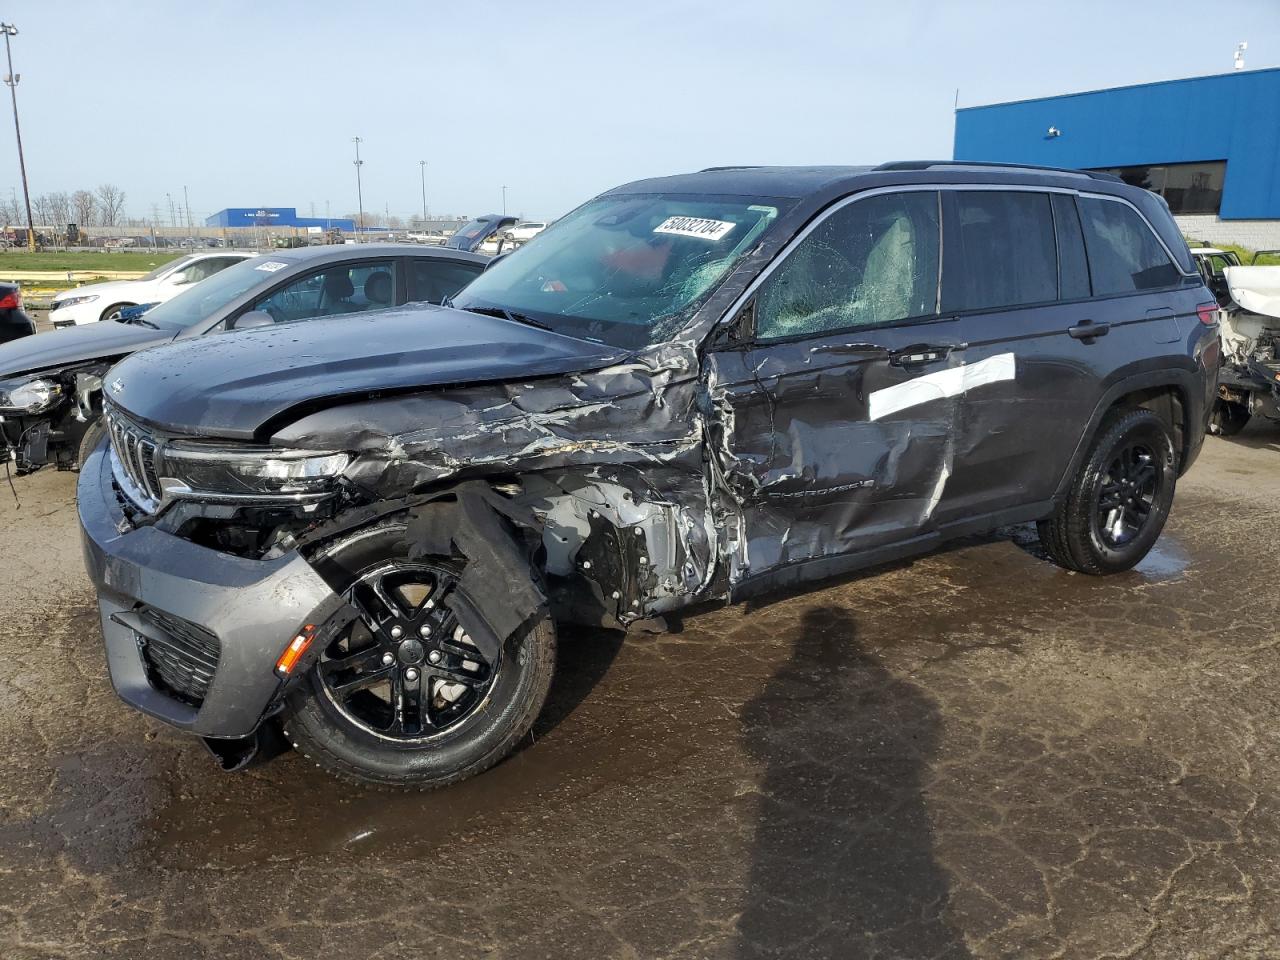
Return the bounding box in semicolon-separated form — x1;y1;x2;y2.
0;290;20;310
1197;302;1218;325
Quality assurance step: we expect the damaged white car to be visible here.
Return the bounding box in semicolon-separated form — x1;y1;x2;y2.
1210;262;1280;435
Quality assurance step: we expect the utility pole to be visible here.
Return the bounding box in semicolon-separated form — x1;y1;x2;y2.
419;160;428;224
183;184;192;237
166;192;177;229
1;24;35;251
352;136;365;242
502;185;507;216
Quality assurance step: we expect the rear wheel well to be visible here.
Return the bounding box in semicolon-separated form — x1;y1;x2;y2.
1107;385;1187;468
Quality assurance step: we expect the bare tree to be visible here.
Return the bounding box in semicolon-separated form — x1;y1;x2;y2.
47;191;72;230
0;196;19;227
31;193;53;228
72;189;96;227
95;183;126;226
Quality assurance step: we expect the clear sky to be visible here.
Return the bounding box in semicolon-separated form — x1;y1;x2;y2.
1;0;1277;224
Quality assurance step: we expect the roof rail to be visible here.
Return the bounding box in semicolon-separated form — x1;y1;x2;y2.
873;160;1121;182
698;165;764;173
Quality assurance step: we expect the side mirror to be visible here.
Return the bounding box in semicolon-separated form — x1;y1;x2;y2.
232;310;274;330
168;270;193;285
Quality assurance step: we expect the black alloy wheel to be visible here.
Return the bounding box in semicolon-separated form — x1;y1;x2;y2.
1093;441;1159;548
318;560;499;741
283;521;556;789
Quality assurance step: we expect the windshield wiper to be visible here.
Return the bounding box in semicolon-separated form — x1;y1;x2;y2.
117;315;159;329
460;304;554;332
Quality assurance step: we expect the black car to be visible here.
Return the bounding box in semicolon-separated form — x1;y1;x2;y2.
0;244;487;473
80;162;1217;788
0;281;34;345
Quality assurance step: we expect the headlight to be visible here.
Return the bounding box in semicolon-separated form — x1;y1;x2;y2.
52;294;99;310
0;377;62;414
161;442;351;499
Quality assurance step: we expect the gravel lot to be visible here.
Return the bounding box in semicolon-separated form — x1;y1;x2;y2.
2;422;1279;959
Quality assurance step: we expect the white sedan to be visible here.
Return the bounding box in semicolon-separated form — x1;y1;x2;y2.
48;252;256;327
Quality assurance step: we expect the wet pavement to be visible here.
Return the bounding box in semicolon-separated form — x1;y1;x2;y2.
3;426;1280;959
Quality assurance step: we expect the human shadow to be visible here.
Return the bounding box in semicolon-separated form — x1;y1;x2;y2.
736;606;970;959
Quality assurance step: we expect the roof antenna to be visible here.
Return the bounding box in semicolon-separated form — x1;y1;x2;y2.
1234;41;1247;70
954;88;960;110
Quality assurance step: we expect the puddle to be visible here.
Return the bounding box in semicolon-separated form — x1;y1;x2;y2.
1132;538;1191;581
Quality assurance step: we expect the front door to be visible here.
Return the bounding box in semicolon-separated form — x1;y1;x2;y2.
707;189;986;586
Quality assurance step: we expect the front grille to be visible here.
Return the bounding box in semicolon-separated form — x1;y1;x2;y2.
105;408;163;510
137;607;221;707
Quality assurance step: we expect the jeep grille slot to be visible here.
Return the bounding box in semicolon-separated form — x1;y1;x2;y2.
106;409;163;510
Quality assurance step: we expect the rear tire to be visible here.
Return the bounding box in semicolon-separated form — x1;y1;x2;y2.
1038;408;1178;575
283;521;556;789
1208;398;1250;437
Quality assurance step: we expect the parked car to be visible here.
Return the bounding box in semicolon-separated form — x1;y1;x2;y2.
1190;246;1243;308
505;221;548;244
1207;262;1280;434
49;252;257;327
443;214;518;253
0;281;33;344
1;245;487;473
79;161;1216;787
103;237;137;249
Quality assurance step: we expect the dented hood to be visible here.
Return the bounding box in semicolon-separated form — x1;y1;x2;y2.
104;304;628;439
1225;265;1280;320
0;319;173;378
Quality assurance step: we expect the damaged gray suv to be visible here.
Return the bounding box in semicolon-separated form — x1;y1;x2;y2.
79;162;1219;788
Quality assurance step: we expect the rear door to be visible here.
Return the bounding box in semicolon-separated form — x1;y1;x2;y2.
929;189;1102;519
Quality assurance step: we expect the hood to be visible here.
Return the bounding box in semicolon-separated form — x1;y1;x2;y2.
1225;265;1280;320
105;304;629;439
52;278;143;303
0;320;174;377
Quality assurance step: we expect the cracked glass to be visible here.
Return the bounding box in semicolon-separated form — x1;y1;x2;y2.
755;191;940;341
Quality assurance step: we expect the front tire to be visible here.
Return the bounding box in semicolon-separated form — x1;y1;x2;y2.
283;522;556;789
99;302;134;323
1038;408;1178;575
74;416;106;471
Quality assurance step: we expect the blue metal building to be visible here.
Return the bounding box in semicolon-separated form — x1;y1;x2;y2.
205;207;357;231
953;68;1280;223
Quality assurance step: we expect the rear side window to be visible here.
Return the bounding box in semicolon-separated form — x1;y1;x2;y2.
408;258;484;304
1078;197;1181;295
755;191;940;340
941;191;1057;313
1052;194;1091;300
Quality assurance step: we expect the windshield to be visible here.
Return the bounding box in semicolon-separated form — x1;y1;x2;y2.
451;194;786;349
454;218;494;242
136;256;275;331
137;255;195;282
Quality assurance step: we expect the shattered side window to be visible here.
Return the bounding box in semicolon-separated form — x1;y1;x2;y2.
754;191;940;341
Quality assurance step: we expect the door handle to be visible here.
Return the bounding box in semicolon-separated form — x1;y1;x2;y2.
1068;320;1110;341
888;343;960;367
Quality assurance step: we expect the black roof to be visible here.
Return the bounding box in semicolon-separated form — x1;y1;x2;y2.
247;242;489;267
607;160;1123;200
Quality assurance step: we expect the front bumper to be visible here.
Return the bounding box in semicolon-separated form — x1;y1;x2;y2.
77;438;340;738
49;300;100;327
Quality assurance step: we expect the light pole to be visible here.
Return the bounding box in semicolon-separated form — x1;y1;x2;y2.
1;23;34;251
183;184;192;238
502;185;507;216
352;137;365;242
419;160;428;225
